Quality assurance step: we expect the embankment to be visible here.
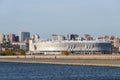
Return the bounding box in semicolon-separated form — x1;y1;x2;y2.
0;54;120;67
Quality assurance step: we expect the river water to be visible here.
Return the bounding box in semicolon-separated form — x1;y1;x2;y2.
0;62;120;80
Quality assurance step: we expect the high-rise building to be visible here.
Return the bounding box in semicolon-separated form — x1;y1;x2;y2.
0;34;5;43
15;36;19;42
9;34;19;44
6;35;10;43
9;34;15;43
67;34;79;40
19;32;30;42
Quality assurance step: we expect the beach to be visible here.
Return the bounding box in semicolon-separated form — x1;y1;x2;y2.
0;54;120;67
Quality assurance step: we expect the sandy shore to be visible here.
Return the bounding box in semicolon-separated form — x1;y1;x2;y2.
0;54;120;67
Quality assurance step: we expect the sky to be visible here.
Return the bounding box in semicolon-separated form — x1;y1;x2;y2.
0;0;120;38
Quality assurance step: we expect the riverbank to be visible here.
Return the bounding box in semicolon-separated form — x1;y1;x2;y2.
0;54;120;67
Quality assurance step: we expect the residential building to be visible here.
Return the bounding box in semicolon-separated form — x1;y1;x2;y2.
113;36;119;48
51;34;65;41
84;34;93;41
6;35;10;43
9;34;15;43
9;34;19;44
0;34;5;43
12;42;27;51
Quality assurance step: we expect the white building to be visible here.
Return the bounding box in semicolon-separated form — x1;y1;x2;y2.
29;39;112;54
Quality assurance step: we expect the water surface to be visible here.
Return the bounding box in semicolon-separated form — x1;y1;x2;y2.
0;62;120;80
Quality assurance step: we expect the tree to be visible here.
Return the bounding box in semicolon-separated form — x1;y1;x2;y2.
61;50;70;56
19;49;26;55
5;49;15;55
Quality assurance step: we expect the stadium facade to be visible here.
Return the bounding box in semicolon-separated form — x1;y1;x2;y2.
29;39;112;54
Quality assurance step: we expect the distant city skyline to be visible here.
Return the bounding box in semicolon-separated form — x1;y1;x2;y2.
0;0;120;38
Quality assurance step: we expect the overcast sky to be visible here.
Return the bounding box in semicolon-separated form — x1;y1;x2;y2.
0;0;120;38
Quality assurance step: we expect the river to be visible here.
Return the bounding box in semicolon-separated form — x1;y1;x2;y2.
0;62;120;80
